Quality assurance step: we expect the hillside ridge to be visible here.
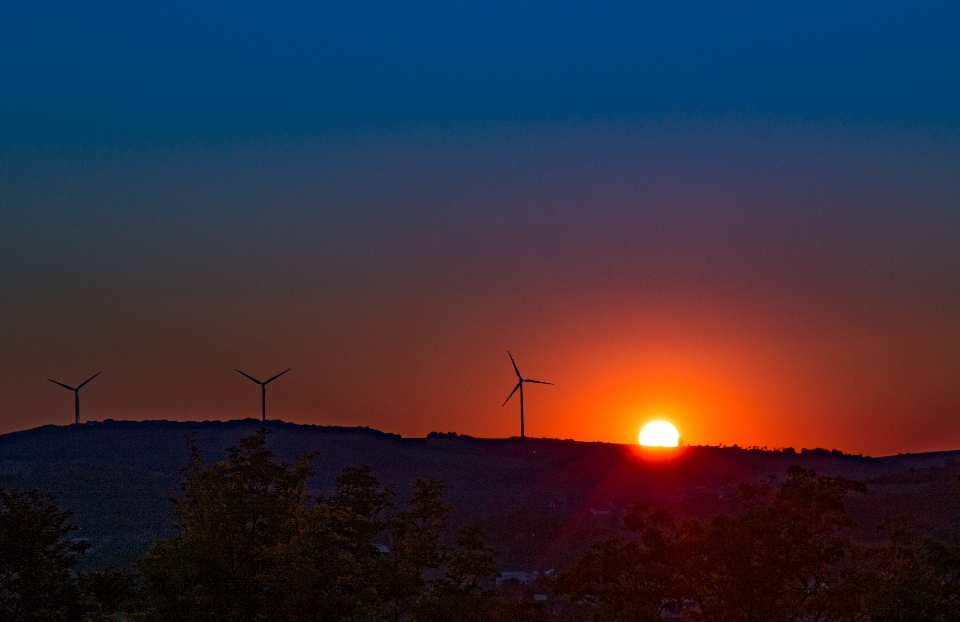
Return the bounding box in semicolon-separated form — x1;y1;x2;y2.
2;419;959;570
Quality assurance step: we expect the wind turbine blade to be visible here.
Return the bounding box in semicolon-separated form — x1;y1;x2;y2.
265;368;291;384
235;369;264;384
502;381;522;406
77;372;101;390
48;379;76;391
524;379;553;385
508;351;521;379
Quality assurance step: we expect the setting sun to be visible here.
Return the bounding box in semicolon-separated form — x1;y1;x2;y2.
639;420;680;447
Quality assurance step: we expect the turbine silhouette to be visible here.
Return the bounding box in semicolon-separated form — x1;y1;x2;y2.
48;372;101;424
236;368;291;421
502;352;552;438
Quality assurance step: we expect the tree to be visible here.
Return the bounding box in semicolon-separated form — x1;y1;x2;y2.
675;467;867;622
140;430;506;622
139;428;314;622
558;467;867;622
0;487;88;622
76;568;137;622
413;524;499;622
556;505;677;621
265;464;396;622
380;478;455;621
858;516;960;622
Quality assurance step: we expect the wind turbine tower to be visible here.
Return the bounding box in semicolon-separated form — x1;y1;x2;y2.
235;368;291;422
502;352;552;438
48;372;101;424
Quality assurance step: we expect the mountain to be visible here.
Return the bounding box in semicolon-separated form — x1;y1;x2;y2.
1;419;958;570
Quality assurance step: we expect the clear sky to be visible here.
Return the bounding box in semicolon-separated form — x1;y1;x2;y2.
2;2;959;455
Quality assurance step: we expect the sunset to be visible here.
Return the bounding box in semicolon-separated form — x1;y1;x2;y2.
2;2;960;620
638;421;680;447
0;7;958;458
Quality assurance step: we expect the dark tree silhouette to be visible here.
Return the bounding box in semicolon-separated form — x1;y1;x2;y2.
857;516;960;621
139;428;315;622
76;569;137;622
16;429;960;622
558;467;869;622
380;478;456;621
0;487;87;622
676;467;867;622
412;524;499;622
557;504;678;621
139;429;516;622
264;464;397;621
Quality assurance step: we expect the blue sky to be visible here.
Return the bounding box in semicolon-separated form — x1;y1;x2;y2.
1;2;960;453
2;2;959;143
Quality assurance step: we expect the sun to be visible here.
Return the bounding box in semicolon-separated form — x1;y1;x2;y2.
639;420;680;447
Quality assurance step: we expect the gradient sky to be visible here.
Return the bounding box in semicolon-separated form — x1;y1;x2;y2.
2;2;960;455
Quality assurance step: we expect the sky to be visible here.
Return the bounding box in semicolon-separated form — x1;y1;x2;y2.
1;1;959;455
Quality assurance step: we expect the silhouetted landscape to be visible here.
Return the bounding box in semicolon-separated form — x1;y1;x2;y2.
7;422;960;619
3;419;959;572
6;2;960;619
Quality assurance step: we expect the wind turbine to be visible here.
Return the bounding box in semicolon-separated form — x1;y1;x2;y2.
502;352;552;438
48;372;101;424
235;368;291;422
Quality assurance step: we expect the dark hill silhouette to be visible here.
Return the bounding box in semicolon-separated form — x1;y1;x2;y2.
1;419;957;569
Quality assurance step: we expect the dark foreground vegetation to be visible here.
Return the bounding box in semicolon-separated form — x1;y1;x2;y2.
3;430;960;621
4;419;955;571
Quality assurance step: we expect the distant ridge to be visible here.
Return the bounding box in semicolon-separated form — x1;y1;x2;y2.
1;419;959;570
0;418;405;442
3;417;942;458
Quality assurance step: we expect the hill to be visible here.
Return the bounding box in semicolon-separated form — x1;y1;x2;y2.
1;419;958;570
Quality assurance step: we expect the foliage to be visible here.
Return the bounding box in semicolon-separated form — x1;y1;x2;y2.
411;524;499;622
856;516;960;621
678;466;867;622
139;428;315;621
0;487;87;621
557;504;677;622
139;429;511;622
0;487;133;622
18;429;960;622
558;467;871;622
77;568;137;622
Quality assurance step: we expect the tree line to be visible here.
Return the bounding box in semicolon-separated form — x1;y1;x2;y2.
2;430;960;621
